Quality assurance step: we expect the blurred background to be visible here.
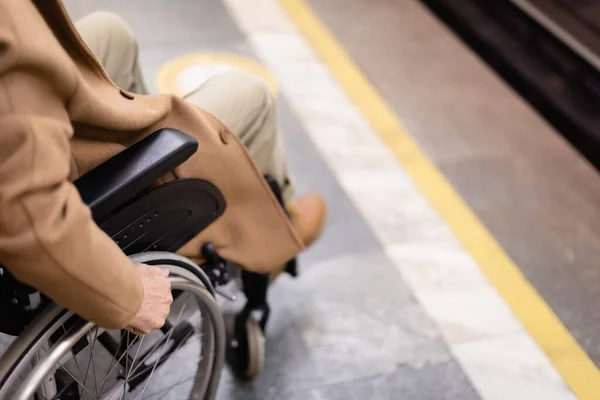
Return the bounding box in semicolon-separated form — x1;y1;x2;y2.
19;0;600;399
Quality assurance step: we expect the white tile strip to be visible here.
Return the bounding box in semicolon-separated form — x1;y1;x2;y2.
221;0;576;398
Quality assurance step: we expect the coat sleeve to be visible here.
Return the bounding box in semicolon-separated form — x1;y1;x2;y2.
0;1;143;329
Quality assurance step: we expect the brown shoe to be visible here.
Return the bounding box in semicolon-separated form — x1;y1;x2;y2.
286;193;327;248
268;193;327;281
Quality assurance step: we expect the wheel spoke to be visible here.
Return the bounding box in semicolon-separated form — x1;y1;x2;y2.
7;273;219;400
136;297;206;398
140;328;205;398
121;332;131;400
132;302;188;400
128;297;196;379
57;323;88;399
132;329;175;400
70;354;85;398
81;327;97;392
97;334;141;395
130;328;203;384
126;332;170;380
142;375;196;399
48;380;77;400
123;332;146;393
89;327;100;398
57;362;96;399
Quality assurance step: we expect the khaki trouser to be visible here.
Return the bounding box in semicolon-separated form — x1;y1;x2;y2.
75;11;294;202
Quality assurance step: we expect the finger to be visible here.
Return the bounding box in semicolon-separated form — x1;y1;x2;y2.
155;316;167;329
125;325;147;335
160;309;169;320
150;266;169;276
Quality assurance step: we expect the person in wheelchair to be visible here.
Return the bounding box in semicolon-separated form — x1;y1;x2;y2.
0;0;326;389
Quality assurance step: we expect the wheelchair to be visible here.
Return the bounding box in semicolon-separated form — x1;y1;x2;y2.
0;128;298;399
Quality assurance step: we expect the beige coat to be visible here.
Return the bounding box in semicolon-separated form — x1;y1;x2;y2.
0;0;302;329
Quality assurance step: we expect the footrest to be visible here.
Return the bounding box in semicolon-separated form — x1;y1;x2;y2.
284;258;298;277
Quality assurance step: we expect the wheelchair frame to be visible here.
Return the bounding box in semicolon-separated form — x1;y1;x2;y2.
0;128;298;395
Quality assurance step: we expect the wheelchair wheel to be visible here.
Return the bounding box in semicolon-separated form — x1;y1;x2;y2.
228;317;265;380
0;255;226;400
243;320;265;379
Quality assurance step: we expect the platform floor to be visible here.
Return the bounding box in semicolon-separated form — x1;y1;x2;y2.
305;0;600;380
7;0;600;398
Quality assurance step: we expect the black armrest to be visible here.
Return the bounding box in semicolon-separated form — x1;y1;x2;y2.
74;128;198;221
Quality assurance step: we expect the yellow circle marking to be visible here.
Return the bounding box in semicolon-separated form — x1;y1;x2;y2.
155;52;279;97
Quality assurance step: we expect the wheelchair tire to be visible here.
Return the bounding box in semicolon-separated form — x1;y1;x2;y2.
0;255;226;400
227;317;265;380
244;320;265;379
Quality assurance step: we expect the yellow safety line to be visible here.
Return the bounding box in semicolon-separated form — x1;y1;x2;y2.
278;0;600;398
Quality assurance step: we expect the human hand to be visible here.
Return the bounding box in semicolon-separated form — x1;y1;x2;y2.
125;264;172;334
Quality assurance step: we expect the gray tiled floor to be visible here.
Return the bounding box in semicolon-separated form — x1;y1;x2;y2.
66;0;240;46
306;0;600;367
40;0;479;398
218;253;478;400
